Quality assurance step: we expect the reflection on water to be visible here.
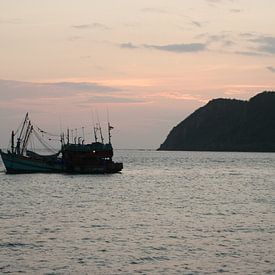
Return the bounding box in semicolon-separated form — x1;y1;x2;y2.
0;150;274;274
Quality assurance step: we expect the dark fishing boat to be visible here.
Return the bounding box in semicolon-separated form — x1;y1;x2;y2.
0;113;123;174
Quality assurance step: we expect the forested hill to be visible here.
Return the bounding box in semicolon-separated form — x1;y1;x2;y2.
158;91;275;152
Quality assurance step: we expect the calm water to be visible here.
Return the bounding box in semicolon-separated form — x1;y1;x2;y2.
0;150;274;274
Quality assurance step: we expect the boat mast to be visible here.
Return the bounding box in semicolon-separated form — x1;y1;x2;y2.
91;110;98;143
67;128;70;144
106;108;113;144
96;112;104;143
96;111;104;143
93;126;98;142
23;125;33;153
16;113;29;154
98;123;104;143
71;129;74;143
82;127;85;144
11;131;15;153
107;122;114;144
21;122;33;154
108;122;111;144
74;128;77;144
60;132;65;146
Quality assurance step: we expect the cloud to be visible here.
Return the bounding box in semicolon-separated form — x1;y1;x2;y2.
156;91;207;103
77;96;145;105
0;79;154;122
250;36;275;54
209;35;233;46
266;66;275;73
72;23;110;30
223;40;234;47
234;51;265;56
239;32;257;38
44;81;120;92
0;18;22;24
196;32;234;48
119;42;207;53
72;24;90;29
230;9;242;13
67;35;83;42
190;21;203;28
239;33;275;55
144;43;207;53
0;79;128;104
120;42;138;49
197;32;275;56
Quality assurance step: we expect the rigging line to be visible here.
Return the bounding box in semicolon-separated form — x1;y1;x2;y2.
32;129;58;153
68;125;99;133
29;135;34;151
21;122;32;154
32;123;60;137
47;138;61;142
14;113;27;136
18;113;29;141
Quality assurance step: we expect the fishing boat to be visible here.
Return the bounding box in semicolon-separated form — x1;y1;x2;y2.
0;113;123;174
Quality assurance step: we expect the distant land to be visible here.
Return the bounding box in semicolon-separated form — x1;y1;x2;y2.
158;91;275;152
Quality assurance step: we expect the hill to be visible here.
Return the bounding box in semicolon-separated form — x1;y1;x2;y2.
158;91;275;152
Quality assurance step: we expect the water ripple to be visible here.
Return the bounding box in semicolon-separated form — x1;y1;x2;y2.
0;150;274;274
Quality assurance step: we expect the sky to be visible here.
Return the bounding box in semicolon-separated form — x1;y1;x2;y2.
0;0;275;149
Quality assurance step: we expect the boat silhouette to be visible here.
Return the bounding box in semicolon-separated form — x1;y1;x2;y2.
0;113;123;174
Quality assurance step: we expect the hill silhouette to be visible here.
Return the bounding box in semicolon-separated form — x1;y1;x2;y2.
158;91;275;152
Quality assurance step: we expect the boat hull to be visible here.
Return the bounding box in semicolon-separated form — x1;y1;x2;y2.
0;150;123;174
0;150;63;174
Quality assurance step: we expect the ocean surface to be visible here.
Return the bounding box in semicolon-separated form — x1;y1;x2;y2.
0;150;274;274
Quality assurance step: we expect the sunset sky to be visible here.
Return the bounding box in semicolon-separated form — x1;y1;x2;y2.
0;0;275;149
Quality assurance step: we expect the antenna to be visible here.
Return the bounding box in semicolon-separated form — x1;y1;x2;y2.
82;126;85;144
107;107;113;144
91;109;98;142
96;110;104;143
67;128;70;144
70;129;74;143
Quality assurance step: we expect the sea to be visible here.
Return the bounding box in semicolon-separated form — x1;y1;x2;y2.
0;150;274;274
